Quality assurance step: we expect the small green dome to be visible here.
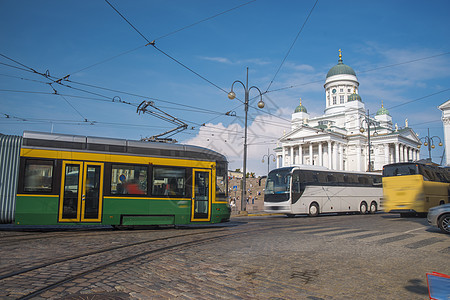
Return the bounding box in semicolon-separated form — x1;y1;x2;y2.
294;98;307;113
348;92;362;102
326;50;356;78
376;102;390;115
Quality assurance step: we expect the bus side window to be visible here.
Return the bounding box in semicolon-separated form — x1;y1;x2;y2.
312;172;319;183
327;174;336;183
358;175;369;186
372;176;382;186
303;171;313;184
292;173;301;193
335;174;345;183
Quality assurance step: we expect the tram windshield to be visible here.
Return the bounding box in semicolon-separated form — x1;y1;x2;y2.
265;168;292;203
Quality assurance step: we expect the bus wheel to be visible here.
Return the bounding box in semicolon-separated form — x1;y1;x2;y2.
309;203;319;217
438;214;450;234
359;202;368;214
369;202;377;214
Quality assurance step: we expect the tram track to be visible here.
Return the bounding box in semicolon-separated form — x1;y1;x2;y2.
0;220;298;299
0;227;225;280
1;225;263;300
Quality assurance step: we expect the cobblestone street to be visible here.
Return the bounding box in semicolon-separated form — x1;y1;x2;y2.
1;214;449;299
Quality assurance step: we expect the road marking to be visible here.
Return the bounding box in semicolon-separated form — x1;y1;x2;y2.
404;227;427;234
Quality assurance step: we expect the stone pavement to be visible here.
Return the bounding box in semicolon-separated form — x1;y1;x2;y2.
0;214;449;299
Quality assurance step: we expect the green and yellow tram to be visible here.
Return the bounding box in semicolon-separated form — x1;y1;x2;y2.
1;131;230;226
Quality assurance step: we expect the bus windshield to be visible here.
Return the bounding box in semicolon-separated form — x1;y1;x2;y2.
265;168;292;203
383;163;418;177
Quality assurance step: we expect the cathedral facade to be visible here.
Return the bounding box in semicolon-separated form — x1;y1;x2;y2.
275;51;421;172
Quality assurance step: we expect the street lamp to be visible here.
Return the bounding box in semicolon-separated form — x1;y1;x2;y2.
360;109;379;172
262;149;276;175
228;67;265;212
418;128;443;163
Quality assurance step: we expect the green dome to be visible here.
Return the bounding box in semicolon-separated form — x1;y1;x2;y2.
326;51;356;78
376;103;390;115
348;92;362;102
294;98;307;113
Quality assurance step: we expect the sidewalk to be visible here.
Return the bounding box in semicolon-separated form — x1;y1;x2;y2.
230;210;282;217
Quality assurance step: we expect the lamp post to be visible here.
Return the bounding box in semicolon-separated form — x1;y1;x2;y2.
262;149;276;175
360;109;378;172
228;68;265;212
418;128;443;163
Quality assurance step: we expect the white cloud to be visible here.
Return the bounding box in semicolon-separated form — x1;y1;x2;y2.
183;110;290;175
199;56;232;64
198;56;271;66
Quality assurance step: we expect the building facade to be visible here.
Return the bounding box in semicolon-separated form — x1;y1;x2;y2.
275;51;421;172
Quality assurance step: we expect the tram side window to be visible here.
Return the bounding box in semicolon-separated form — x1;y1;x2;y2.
111;164;148;195
152;166;186;197
216;162;228;198
23;160;54;193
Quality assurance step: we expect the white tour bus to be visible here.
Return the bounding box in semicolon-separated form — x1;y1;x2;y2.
264;165;382;217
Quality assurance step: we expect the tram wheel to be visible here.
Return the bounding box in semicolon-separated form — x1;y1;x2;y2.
369;202;377;214
309;203;319;217
438;214;450;234
359;202;368;214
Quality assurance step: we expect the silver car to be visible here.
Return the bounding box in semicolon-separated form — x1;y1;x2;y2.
427;204;450;234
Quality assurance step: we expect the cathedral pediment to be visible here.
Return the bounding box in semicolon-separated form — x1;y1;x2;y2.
438;99;450;111
280;126;321;142
389;127;420;143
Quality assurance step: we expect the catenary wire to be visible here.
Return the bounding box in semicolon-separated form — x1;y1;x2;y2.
104;0;229;95
265;0;319;92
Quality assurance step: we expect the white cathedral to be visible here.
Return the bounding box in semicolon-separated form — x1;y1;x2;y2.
275;50;421;172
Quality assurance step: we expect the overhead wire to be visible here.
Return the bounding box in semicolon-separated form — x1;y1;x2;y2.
265;0;319;92
57;0;257;79
104;0;231;95
265;51;450;94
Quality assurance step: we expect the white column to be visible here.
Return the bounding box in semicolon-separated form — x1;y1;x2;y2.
290;146;294;165
309;143;313;165
338;143;343;171
395;143;400;163
299;145;303;165
282;146;286;167
357;145;361;172
333;143;338;170
401;145;405;162
328;141;332;169
276;155;280;168
318;143;323;166
384;144;390;166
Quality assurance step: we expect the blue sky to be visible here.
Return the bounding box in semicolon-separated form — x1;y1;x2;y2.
1;0;449;175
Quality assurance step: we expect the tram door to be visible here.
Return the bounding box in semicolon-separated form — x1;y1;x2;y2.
191;169;211;221
59;161;104;222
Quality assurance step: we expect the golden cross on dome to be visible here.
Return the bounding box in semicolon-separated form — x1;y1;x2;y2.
299;97;302;105
339;49;342;60
381;100;384;108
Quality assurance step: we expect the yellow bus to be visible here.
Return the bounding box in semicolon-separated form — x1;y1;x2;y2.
382;162;450;217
